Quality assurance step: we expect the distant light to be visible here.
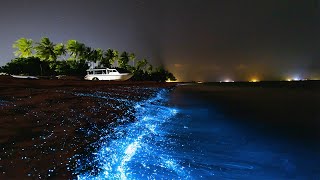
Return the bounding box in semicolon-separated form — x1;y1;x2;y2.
286;75;303;81
221;79;234;83
166;79;178;83
288;74;303;81
197;81;203;84
250;78;259;82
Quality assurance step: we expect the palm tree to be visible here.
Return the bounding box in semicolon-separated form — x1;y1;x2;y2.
34;37;56;61
129;53;136;67
66;40;85;60
89;49;98;67
83;46;92;60
112;49;119;67
95;48;104;67
119;51;130;69
106;49;119;67
81;47;103;68
78;43;87;60
137;58;148;71
53;43;67;60
147;64;153;73
12;38;34;58
101;48;114;68
65;40;89;73
66;40;77;58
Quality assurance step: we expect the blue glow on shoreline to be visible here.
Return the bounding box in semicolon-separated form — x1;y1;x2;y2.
0;99;10;107
75;89;191;179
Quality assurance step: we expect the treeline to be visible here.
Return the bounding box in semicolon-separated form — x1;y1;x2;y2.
0;37;176;82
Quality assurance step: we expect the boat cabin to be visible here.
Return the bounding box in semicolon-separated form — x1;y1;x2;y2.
84;68;132;81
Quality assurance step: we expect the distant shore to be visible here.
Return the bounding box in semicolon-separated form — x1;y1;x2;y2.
0;76;176;179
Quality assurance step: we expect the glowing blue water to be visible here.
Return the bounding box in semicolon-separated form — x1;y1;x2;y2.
74;86;320;179
75;89;192;179
0;99;9;106
167;85;320;179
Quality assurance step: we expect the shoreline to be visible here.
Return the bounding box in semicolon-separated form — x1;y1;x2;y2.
75;89;181;179
0;77;176;179
2;77;319;178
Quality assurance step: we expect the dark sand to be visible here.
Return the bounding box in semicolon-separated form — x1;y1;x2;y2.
1;77;320;179
0;76;176;179
175;81;320;143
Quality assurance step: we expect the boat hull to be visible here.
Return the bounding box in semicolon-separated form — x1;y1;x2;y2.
11;75;39;79
84;74;132;81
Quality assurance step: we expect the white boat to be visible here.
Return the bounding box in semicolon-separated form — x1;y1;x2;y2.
11;75;39;79
84;68;133;81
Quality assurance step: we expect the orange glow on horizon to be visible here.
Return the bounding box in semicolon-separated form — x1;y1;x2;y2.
166;79;178;82
250;78;259;82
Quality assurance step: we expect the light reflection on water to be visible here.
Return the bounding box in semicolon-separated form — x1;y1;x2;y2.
75;89;192;179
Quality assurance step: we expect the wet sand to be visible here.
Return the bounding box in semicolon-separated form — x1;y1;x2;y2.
0;76;176;179
1;77;320;178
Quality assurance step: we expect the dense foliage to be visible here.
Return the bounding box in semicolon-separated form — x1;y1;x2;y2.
1;37;176;82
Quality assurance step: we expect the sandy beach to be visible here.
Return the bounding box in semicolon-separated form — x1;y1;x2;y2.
1;77;320;179
0;76;176;179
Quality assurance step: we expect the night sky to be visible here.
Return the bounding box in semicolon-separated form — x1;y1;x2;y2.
0;0;319;81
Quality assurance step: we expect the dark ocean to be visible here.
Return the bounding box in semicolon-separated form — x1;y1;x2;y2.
167;83;320;179
76;83;320;179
